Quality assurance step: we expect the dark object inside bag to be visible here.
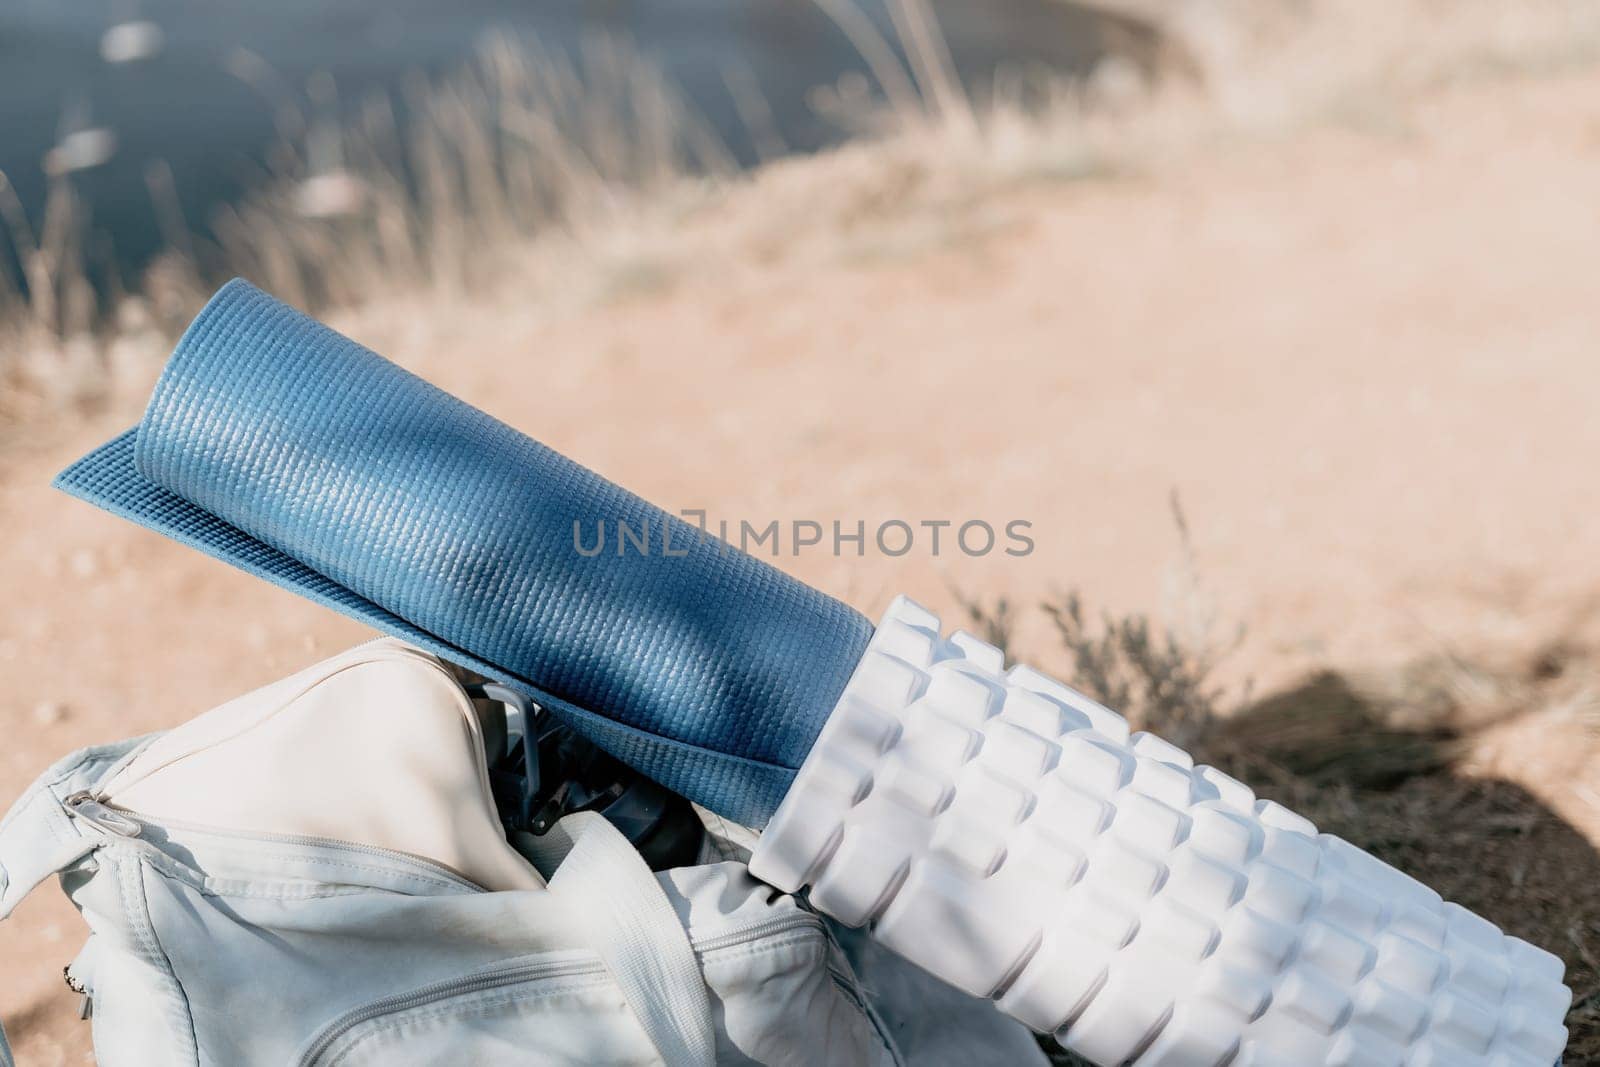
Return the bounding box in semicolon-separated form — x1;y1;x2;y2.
468;683;704;872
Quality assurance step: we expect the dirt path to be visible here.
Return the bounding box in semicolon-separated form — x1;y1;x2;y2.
4;64;1600;1063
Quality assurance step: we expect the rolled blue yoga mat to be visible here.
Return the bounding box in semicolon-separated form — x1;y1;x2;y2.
55;280;875;825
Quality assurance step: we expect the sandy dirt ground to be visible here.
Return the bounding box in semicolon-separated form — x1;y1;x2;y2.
3;64;1600;1062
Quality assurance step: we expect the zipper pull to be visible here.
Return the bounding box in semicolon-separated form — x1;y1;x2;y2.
63;791;142;837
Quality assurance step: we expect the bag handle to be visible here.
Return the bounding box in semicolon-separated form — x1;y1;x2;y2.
537;812;717;1067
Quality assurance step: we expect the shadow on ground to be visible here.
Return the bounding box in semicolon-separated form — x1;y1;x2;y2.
1213;672;1596;1060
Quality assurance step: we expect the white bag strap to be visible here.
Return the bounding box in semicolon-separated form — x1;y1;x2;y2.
541;812;717;1067
0;777;104;1067
0;788;98;921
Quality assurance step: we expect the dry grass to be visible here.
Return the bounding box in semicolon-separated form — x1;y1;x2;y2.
0;35;739;419
0;179;183;427
1090;0;1600;118
5;0;1600;420
210;37;736;310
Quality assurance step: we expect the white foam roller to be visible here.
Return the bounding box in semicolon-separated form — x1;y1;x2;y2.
749;596;1572;1067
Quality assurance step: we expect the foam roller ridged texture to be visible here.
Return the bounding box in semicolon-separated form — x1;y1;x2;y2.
54;280;874;825
748;596;1572;1067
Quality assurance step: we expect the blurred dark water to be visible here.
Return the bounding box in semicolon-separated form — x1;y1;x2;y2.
0;0;1110;282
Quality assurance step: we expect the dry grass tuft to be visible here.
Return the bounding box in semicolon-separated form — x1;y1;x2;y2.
0;35;734;421
0;175;184;425
211;37;736;311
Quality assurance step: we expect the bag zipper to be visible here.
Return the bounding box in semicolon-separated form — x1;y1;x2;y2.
64;791;486;892
689;912;824;953
63;791;142;836
297;912;830;1066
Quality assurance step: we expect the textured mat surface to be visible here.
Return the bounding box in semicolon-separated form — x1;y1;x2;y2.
55;280;874;825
